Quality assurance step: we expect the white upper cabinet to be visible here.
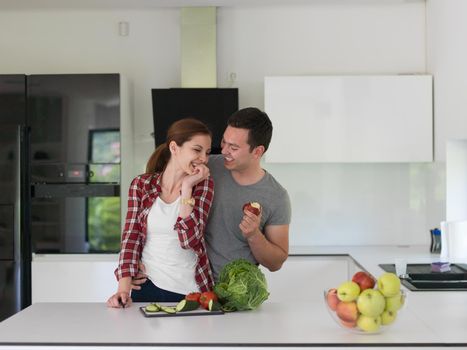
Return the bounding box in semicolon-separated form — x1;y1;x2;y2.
264;75;433;163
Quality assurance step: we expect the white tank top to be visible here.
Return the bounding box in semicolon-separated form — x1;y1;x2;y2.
141;196;199;294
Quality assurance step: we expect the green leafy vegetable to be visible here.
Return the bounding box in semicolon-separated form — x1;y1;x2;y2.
214;259;269;311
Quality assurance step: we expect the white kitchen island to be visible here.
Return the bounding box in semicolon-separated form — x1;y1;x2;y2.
1;246;467;349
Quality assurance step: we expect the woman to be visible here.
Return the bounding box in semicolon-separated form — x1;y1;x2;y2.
107;118;214;308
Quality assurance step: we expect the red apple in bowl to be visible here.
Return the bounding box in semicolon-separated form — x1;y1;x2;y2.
243;202;261;216
352;271;376;291
340;319;357;328
325;288;340;311
323;273;407;334
336;301;358;323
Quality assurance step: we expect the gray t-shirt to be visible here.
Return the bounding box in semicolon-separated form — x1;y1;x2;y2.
205;155;292;281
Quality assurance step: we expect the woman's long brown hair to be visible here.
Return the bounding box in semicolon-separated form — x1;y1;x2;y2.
145;118;212;174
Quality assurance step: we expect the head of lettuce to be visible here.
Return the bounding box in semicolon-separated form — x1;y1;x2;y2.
214;259;270;311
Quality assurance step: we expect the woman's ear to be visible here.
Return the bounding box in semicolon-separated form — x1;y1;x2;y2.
168;141;178;154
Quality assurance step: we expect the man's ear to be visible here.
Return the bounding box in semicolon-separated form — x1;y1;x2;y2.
253;145;265;159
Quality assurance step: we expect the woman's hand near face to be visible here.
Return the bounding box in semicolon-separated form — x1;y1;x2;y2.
181;163;210;190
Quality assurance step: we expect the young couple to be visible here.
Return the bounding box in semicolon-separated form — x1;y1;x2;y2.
107;107;291;308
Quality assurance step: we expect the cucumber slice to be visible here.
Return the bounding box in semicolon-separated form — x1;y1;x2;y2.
176;299;200;312
145;303;161;312
208;299;222;312
160;305;177;314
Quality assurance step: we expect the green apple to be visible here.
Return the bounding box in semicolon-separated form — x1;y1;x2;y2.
381;310;397;325
357;314;382;333
337;281;360;302
377;272;401;297
385;292;404;312
357;289;385;317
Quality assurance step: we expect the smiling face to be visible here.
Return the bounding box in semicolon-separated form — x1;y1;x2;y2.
221;126;262;172
170;134;212;174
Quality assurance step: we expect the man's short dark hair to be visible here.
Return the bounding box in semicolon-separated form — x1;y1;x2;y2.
227;107;273;152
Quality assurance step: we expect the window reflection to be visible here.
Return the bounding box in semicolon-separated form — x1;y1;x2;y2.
87;129;121;253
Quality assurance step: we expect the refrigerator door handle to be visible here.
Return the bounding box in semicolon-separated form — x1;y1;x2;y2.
13;125;25;312
14;125;24;264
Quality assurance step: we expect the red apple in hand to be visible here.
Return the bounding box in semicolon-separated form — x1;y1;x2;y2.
326;288;340;311
352;271;376;291
243;202;261;216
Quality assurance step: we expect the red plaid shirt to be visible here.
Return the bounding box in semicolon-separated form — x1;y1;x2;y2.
114;173;215;292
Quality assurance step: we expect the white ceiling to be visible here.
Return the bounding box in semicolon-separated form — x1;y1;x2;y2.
0;0;422;10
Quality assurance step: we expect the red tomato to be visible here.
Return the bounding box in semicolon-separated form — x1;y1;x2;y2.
185;292;201;303
199;291;218;309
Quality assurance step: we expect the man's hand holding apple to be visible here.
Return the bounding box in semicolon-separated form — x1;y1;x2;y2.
240;203;262;241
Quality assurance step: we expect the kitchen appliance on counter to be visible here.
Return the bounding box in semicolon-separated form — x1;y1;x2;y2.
0;74;121;321
379;263;467;291
440;220;467;261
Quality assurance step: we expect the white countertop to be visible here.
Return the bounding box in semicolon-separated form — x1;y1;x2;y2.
2;245;467;348
0;301;441;347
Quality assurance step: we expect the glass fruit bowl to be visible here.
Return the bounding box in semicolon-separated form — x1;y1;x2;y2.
324;285;407;334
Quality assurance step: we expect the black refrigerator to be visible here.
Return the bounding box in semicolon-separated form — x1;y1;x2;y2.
0;74;121;322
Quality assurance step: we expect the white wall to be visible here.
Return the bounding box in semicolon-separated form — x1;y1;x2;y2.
0;8;180;176
427;0;467;162
0;1;446;246
217;3;427;104
445;141;467;222
216;3;444;245
426;0;467;232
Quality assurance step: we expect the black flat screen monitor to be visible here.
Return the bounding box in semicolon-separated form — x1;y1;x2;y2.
151;88;238;154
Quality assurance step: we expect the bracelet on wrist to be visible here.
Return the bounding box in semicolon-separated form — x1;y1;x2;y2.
181;197;195;207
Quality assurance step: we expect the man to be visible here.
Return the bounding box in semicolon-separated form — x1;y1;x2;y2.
132;107;291;288
205;107;291;280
